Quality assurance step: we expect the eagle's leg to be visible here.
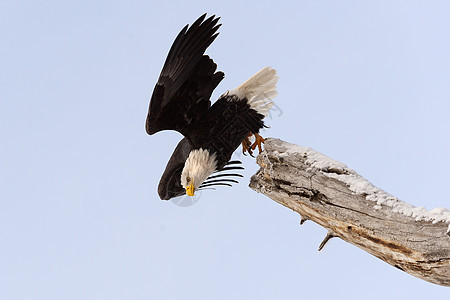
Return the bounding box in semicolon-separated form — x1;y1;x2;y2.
250;133;266;153
241;133;254;157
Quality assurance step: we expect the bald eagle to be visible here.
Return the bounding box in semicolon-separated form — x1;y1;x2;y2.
146;14;278;200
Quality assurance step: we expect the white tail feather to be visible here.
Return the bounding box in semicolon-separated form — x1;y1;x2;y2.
227;67;279;117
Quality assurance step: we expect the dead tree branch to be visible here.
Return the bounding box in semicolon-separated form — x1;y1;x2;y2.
249;138;450;286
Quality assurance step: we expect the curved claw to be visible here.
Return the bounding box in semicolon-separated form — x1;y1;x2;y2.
241;134;253;156
250;133;266;153
246;146;254;157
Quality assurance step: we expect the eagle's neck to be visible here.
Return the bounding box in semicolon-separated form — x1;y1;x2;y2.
181;148;217;189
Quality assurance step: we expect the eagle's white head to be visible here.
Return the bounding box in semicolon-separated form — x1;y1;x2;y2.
181;148;217;196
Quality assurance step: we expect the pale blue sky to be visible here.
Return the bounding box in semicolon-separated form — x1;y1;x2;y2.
1;0;449;299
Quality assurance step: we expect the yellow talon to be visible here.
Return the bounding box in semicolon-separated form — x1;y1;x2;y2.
250;133;266;153
241;132;266;156
241;133;254;156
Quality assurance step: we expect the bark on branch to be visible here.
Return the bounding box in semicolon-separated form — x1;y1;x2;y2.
249;138;450;286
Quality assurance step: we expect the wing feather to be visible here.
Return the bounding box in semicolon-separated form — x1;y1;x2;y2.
146;14;224;141
157;138;193;200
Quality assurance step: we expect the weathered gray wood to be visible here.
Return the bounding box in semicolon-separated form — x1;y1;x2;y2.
249;138;450;286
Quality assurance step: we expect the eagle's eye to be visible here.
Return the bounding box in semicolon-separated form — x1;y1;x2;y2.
186;177;191;183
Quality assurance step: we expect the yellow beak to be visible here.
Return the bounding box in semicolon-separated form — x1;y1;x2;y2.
186;183;195;196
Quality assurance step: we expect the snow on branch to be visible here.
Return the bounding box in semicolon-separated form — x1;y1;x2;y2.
249;138;450;286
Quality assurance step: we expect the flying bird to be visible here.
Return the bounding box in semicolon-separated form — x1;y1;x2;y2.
146;14;279;200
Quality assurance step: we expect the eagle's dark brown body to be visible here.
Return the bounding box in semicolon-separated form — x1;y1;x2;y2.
156;97;265;200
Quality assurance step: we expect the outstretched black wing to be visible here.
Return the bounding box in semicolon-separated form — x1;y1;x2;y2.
146;14;224;144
